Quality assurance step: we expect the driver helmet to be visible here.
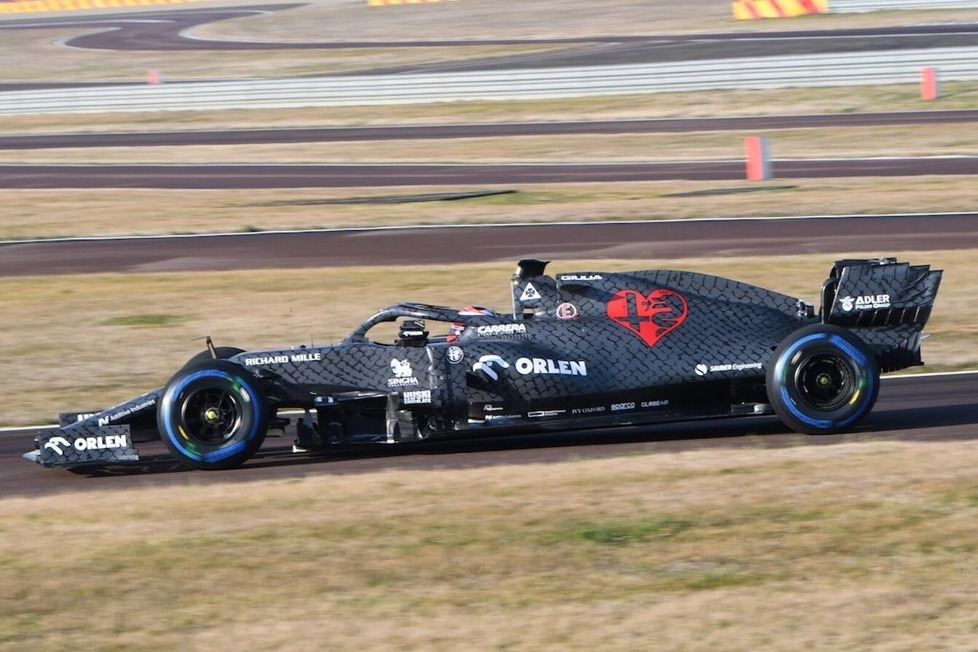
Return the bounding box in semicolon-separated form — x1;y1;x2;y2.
448;305;496;342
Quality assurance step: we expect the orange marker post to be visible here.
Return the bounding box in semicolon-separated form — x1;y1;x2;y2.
745;136;771;182
921;67;938;101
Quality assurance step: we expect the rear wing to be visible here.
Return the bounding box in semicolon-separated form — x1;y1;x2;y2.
821;257;942;328
820;257;942;372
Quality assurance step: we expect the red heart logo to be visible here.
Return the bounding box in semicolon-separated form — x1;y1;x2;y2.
606;289;688;347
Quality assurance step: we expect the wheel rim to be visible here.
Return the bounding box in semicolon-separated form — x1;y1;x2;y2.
796;353;855;411
179;387;243;444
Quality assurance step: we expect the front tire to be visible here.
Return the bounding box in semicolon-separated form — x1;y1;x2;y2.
157;359;268;470
185;346;246;365
767;324;879;435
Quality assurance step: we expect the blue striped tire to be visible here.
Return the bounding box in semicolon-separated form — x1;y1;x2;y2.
157;360;268;470
766;324;879;435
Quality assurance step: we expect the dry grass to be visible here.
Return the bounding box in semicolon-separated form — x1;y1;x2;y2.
5;123;978;165
0;251;971;426
3;440;978;650
3;178;978;241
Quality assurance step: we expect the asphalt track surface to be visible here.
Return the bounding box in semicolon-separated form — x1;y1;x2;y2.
3;373;975;497
2;110;977;149
2;213;976;276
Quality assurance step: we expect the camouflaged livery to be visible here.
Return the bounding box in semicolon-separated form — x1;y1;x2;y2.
25;258;942;469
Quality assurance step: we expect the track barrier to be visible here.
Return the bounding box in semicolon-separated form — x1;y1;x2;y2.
733;0;828;19
745;136;772;181
735;0;977;18
0;0;204;13
2;48;976;114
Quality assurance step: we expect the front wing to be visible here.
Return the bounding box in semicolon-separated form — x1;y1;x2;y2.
24;390;160;468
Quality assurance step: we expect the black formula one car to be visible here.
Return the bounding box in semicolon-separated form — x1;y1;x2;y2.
25;257;941;471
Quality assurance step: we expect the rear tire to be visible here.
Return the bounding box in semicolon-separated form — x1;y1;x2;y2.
766;324;879;435
157;359;268;470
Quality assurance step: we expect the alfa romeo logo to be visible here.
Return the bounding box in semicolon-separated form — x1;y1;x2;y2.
447;346;464;365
